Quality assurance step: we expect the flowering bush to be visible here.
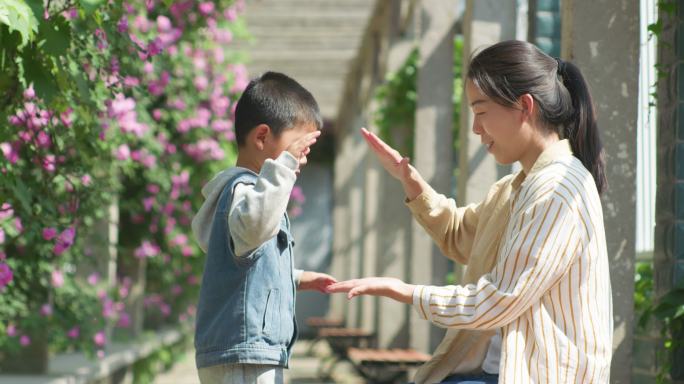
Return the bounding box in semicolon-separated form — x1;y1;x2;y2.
0;0;248;367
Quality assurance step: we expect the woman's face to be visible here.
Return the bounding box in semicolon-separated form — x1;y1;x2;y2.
465;79;531;165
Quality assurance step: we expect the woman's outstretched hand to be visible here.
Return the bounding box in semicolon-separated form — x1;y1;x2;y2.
325;277;416;304
360;128;428;201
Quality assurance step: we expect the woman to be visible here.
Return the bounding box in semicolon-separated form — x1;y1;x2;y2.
327;40;613;383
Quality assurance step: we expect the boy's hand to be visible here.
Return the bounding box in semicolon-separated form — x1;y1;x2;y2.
361;128;411;182
298;271;337;293
286;131;321;172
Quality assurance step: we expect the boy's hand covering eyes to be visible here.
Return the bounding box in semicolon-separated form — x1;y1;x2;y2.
286;131;321;171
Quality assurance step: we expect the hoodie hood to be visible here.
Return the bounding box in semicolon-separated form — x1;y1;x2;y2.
191;167;255;253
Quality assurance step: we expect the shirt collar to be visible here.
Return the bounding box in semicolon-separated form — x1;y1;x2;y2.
510;139;573;190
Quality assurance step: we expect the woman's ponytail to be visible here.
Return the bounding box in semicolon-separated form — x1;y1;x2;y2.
557;60;607;195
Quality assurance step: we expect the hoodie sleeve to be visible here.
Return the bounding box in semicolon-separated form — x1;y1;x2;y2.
228;151;299;257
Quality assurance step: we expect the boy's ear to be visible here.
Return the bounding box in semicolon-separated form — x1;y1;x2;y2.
253;124;270;151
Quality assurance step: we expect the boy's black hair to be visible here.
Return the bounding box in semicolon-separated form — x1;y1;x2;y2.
234;71;323;146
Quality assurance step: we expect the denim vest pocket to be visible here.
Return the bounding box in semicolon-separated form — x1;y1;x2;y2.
262;288;280;337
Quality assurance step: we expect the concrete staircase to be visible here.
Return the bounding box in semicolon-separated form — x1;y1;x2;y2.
238;0;376;119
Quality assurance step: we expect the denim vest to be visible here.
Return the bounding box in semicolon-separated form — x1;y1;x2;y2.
195;170;298;368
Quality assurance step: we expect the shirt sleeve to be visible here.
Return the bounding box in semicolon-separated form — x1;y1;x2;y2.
293;268;303;287
412;194;581;330
406;186;481;264
228;151;299;258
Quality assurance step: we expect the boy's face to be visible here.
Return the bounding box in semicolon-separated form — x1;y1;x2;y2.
264;122;318;160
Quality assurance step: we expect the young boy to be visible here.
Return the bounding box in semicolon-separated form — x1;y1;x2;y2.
192;72;336;383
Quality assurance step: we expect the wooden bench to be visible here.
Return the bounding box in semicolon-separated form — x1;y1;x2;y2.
316;327;377;378
304;317;345;356
347;347;431;383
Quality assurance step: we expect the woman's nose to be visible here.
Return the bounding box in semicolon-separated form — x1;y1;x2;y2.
472;119;483;135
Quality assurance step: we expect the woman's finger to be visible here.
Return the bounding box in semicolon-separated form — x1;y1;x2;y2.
361;128;403;165
348;284;373;299
326;280;356;292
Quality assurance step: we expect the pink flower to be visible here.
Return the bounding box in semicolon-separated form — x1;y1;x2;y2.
117;17;128;33
146;184;160;194
199;2;215;15
123;76;140;88
142;197;155;212
0;228;4;244
60;108;73;128
23;85;35;100
1;142;20;164
42;227;57;240
107;94;148;137
20;335;31;346
148;38;163;57
13;217;22;233
40;304;53;316
134;14;151;33
134;240;160;258
62;7;78;20
152;109;162;121
51;270;64;288
67;326;79;339
171;233;188;247
42;154;56;172
172;285;183;296
7;324;17;337
87;273;99;286
81;174;92;186
114;144;131;161
183;139;225;162
290;186;306;204
93;331;106;347
36;131;52;149
193;76;208;92
102;298;116;318
0;203;13;220
160;303;171;316
224;7;238;21
0;263;13;288
53;227;76;256
117;312;131;328
156;15;172;32
288;206;302;218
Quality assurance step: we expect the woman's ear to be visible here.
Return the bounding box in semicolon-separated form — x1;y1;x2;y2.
519;94;535;121
252;124;270;151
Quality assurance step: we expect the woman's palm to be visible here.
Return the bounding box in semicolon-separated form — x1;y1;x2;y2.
361;128;411;181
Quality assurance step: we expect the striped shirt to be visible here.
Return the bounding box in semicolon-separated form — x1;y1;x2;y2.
411;140;613;383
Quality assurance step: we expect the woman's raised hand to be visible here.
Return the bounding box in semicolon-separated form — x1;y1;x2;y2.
360;128;428;200
361;128;411;182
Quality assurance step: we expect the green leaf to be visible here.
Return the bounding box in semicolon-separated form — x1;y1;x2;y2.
0;0;39;47
647;20;663;36
19;48;58;102
79;0;105;14
673;305;684;319
38;16;71;56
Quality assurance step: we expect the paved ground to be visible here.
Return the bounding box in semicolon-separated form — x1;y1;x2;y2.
154;340;366;384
